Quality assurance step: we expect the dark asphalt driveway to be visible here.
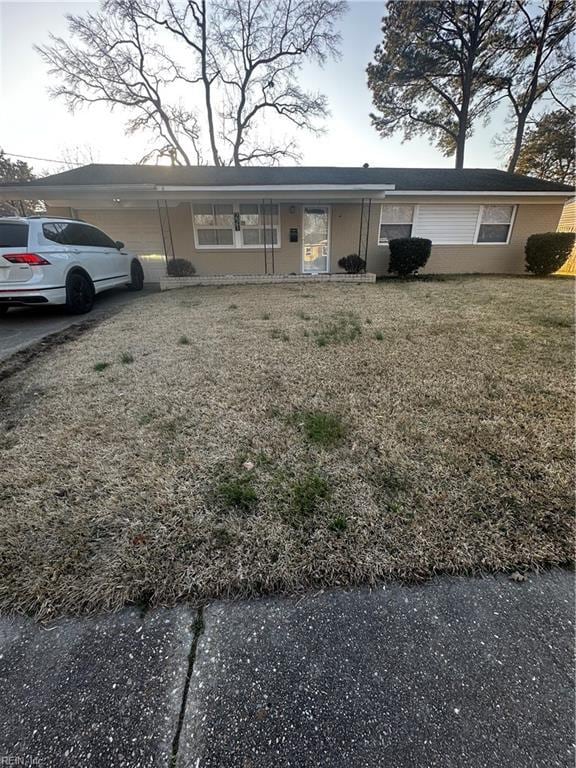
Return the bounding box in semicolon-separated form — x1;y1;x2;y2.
0;286;158;362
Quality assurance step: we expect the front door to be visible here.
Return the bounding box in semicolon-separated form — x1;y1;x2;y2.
302;206;330;273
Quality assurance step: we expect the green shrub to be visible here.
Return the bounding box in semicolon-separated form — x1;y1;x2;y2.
388;238;432;276
525;232;575;276
338;253;366;274
167;258;196;277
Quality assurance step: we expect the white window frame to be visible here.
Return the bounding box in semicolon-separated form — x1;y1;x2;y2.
192;202;235;250
377;204;416;246
473;204;517;245
376;203;518;246
191;202;281;250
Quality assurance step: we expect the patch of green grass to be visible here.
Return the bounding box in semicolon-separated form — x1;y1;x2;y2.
212;526;233;548
289;474;330;519
157;418;181;439
375;467;408;496
293;410;345;447
365;318;373;325
312;311;362;347
328;514;347;533
216;476;258;511
93;362;110;372
374;331;384;341
509;337;528;351
270;328;290;341
539;315;572;329
228;303;238;310
138;410;156;426
297;310;311;321
178;335;190;345
120;352;134;364
261;312;271;320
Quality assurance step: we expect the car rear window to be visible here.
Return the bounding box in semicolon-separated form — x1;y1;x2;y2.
43;222;117;249
0;222;29;248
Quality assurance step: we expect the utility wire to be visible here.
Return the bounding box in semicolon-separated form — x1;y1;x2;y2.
3;152;83;166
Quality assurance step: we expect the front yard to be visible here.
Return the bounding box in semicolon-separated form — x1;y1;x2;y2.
0;276;573;617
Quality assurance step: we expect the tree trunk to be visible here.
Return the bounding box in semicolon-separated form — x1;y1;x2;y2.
454;128;466;168
507;112;528;173
201;1;220;166
455;91;470;169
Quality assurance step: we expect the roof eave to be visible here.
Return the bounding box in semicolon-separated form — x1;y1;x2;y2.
0;182;572;202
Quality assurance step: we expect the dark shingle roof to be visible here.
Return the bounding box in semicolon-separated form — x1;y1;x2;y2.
2;164;573;193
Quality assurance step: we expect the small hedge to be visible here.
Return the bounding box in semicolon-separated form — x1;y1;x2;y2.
167;258;196;277
338;253;366;274
525;232;575;276
388;237;432;276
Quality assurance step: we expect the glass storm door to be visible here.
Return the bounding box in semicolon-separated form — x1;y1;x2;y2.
302;206;330;273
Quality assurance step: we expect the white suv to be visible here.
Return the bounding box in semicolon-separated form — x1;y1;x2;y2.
0;216;144;314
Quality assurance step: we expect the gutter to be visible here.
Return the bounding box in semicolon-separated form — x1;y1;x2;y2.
154;184;397;192
0;183;571;200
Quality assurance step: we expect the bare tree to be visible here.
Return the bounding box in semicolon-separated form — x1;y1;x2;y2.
38;0;205;165
213;0;344;165
503;0;575;173
37;0;346;166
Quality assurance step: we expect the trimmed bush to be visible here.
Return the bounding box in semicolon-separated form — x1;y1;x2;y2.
388;238;432;276
338;253;366;274
525;232;575;276
167;258;196;277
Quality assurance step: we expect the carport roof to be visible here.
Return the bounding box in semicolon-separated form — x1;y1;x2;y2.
0;164;573;195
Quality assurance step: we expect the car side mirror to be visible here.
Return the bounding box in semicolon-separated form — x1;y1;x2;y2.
115;241;125;250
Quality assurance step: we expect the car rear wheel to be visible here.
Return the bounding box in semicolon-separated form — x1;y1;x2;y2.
128;259;144;291
65;271;95;314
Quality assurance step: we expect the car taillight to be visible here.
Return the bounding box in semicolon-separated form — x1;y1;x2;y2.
2;253;51;265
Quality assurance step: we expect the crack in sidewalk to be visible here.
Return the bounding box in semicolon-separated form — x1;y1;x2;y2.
170;606;205;767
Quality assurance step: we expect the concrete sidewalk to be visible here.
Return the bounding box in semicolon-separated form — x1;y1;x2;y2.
0;570;573;768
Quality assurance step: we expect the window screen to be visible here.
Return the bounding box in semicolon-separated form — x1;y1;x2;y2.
193;202;280;249
477;206;514;243
379;205;414;243
193;204;235;247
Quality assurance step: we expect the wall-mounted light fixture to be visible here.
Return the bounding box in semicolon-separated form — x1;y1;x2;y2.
289;205;296;215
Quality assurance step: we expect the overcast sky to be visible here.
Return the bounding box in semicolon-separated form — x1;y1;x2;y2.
0;0;511;175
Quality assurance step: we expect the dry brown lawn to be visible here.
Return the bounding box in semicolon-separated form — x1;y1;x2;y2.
0;276;574;618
